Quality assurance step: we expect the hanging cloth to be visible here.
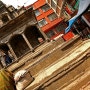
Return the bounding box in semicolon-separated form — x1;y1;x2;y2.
65;0;90;33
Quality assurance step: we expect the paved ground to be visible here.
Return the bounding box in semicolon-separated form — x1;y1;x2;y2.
80;81;90;90
62;68;90;90
25;40;90;90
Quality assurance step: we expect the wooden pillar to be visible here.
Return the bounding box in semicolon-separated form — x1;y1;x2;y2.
22;33;34;51
7;43;18;60
0;65;2;69
0;60;3;69
7;14;12;20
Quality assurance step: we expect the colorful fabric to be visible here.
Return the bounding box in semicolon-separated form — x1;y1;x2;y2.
74;0;79;10
0;69;16;90
65;0;90;33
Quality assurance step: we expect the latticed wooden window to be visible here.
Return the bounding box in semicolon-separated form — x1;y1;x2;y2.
46;30;55;38
48;12;58;21
38;18;48;27
55;23;65;32
51;0;57;10
34;9;40;16
41;4;50;12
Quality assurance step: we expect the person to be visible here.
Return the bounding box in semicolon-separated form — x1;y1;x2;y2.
8;50;14;60
0;50;12;66
0;68;16;90
3;52;12;66
38;37;44;43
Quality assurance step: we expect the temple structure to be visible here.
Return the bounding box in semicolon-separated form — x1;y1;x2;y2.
0;1;90;90
0;1;48;68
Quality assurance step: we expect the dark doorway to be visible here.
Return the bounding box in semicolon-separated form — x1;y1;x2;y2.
0;44;12;67
9;34;30;58
0;44;9;53
24;26;45;48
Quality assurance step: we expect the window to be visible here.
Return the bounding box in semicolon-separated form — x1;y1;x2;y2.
8;7;15;12
46;30;55;38
55;23;65;32
48;12;58;21
51;0;57;10
1;14;9;23
34;9;40;16
38;18;47;27
41;4;50;12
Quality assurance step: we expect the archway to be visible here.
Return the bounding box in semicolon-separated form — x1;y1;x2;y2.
9;34;30;58
0;44;9;54
24;26;45;48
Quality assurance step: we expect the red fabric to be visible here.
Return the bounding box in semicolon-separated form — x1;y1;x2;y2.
62;31;74;41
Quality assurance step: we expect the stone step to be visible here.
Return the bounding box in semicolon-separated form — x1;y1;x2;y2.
25;40;90;90
44;51;90;90
61;67;90;90
7;42;52;72
7;35;80;73
28;38;82;76
15;35;82;76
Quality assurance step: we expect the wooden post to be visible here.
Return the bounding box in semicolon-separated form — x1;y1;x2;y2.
37;25;50;42
22;33;34;51
7;43;18;60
